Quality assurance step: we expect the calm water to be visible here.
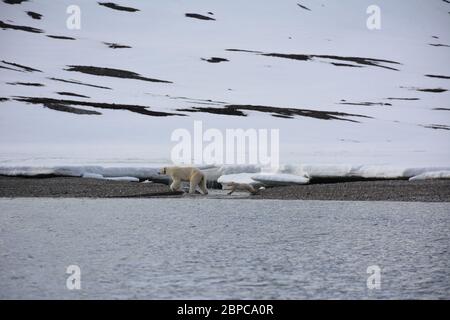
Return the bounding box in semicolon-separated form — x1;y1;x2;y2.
0;198;449;299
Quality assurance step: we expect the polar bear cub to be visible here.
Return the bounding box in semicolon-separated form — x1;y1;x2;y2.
226;182;265;195
160;166;208;195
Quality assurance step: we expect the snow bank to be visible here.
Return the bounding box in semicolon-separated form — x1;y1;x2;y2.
251;173;309;186
0;166;159;179
301;165;450;180
409;171;450;181
104;177;140;182
2;164;450;185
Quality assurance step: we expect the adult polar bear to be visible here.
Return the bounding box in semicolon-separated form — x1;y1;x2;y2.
160;166;208;195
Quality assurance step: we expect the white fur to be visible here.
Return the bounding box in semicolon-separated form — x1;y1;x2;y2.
160;166;208;194
226;182;263;195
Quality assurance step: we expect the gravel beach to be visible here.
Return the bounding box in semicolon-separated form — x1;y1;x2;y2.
0;176;449;201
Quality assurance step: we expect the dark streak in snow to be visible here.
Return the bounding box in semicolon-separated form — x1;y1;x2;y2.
297;3;312;11
330;62;363;68
201;57;229;63
0;20;44;33
339;102;392;106
98;2;139;12
14;97;185;117
226;49;401;71
56;92;90;99
46;35;76;40
177;105;371;122
417;88;447;93
185;13;216;21
103;42;131;49
425;74;450;80
26;11;42;20
65;65;173;84
7;82;44;87
3;0;29;4
1;60;42;72
43;103;102;115
386;97;420;101
0;65;22;72
422;124;450;131
429;43;450;47
48;77;112;90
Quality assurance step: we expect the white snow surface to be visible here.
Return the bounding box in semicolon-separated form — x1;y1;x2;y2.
0;0;449;176
409;171;450;181
251;173;310;186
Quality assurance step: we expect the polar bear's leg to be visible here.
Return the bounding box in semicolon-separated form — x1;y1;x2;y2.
227;186;236;195
199;176;208;195
170;178;181;191
189;174;202;194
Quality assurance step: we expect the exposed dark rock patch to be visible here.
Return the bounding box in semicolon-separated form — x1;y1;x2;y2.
0;65;22;72
7;82;44;87
226;49;401;71
26;11;42;20
330;63;362;68
43;103;102;115
297;3;311;11
226;49;263;54
146;93;227;106
417;88;447;93
201;57;229;63
386;97;420;101
422;124;450;131
56;92;90;98
401;86;447;93
46;35;76;40
103;42;131;49
185;13;216;21
433;108;450;111
48;77;112;90
0;20;44;33
0;97;9;102
429;43;450;47
65;65;173;84
339;102;392;106
3;0;29;4
14;96;185;117
425;74;450;79
263;53;400;70
177;106;246;117
1;60;42;72
177;104;371;122
98;2;139;12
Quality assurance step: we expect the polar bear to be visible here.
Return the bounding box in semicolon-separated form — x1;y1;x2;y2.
160;166;208;195
225;182;265;195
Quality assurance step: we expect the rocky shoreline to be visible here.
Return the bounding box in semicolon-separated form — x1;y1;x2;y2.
1;176;449;202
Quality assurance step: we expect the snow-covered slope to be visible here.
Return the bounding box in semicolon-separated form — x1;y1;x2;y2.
0;0;449;177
